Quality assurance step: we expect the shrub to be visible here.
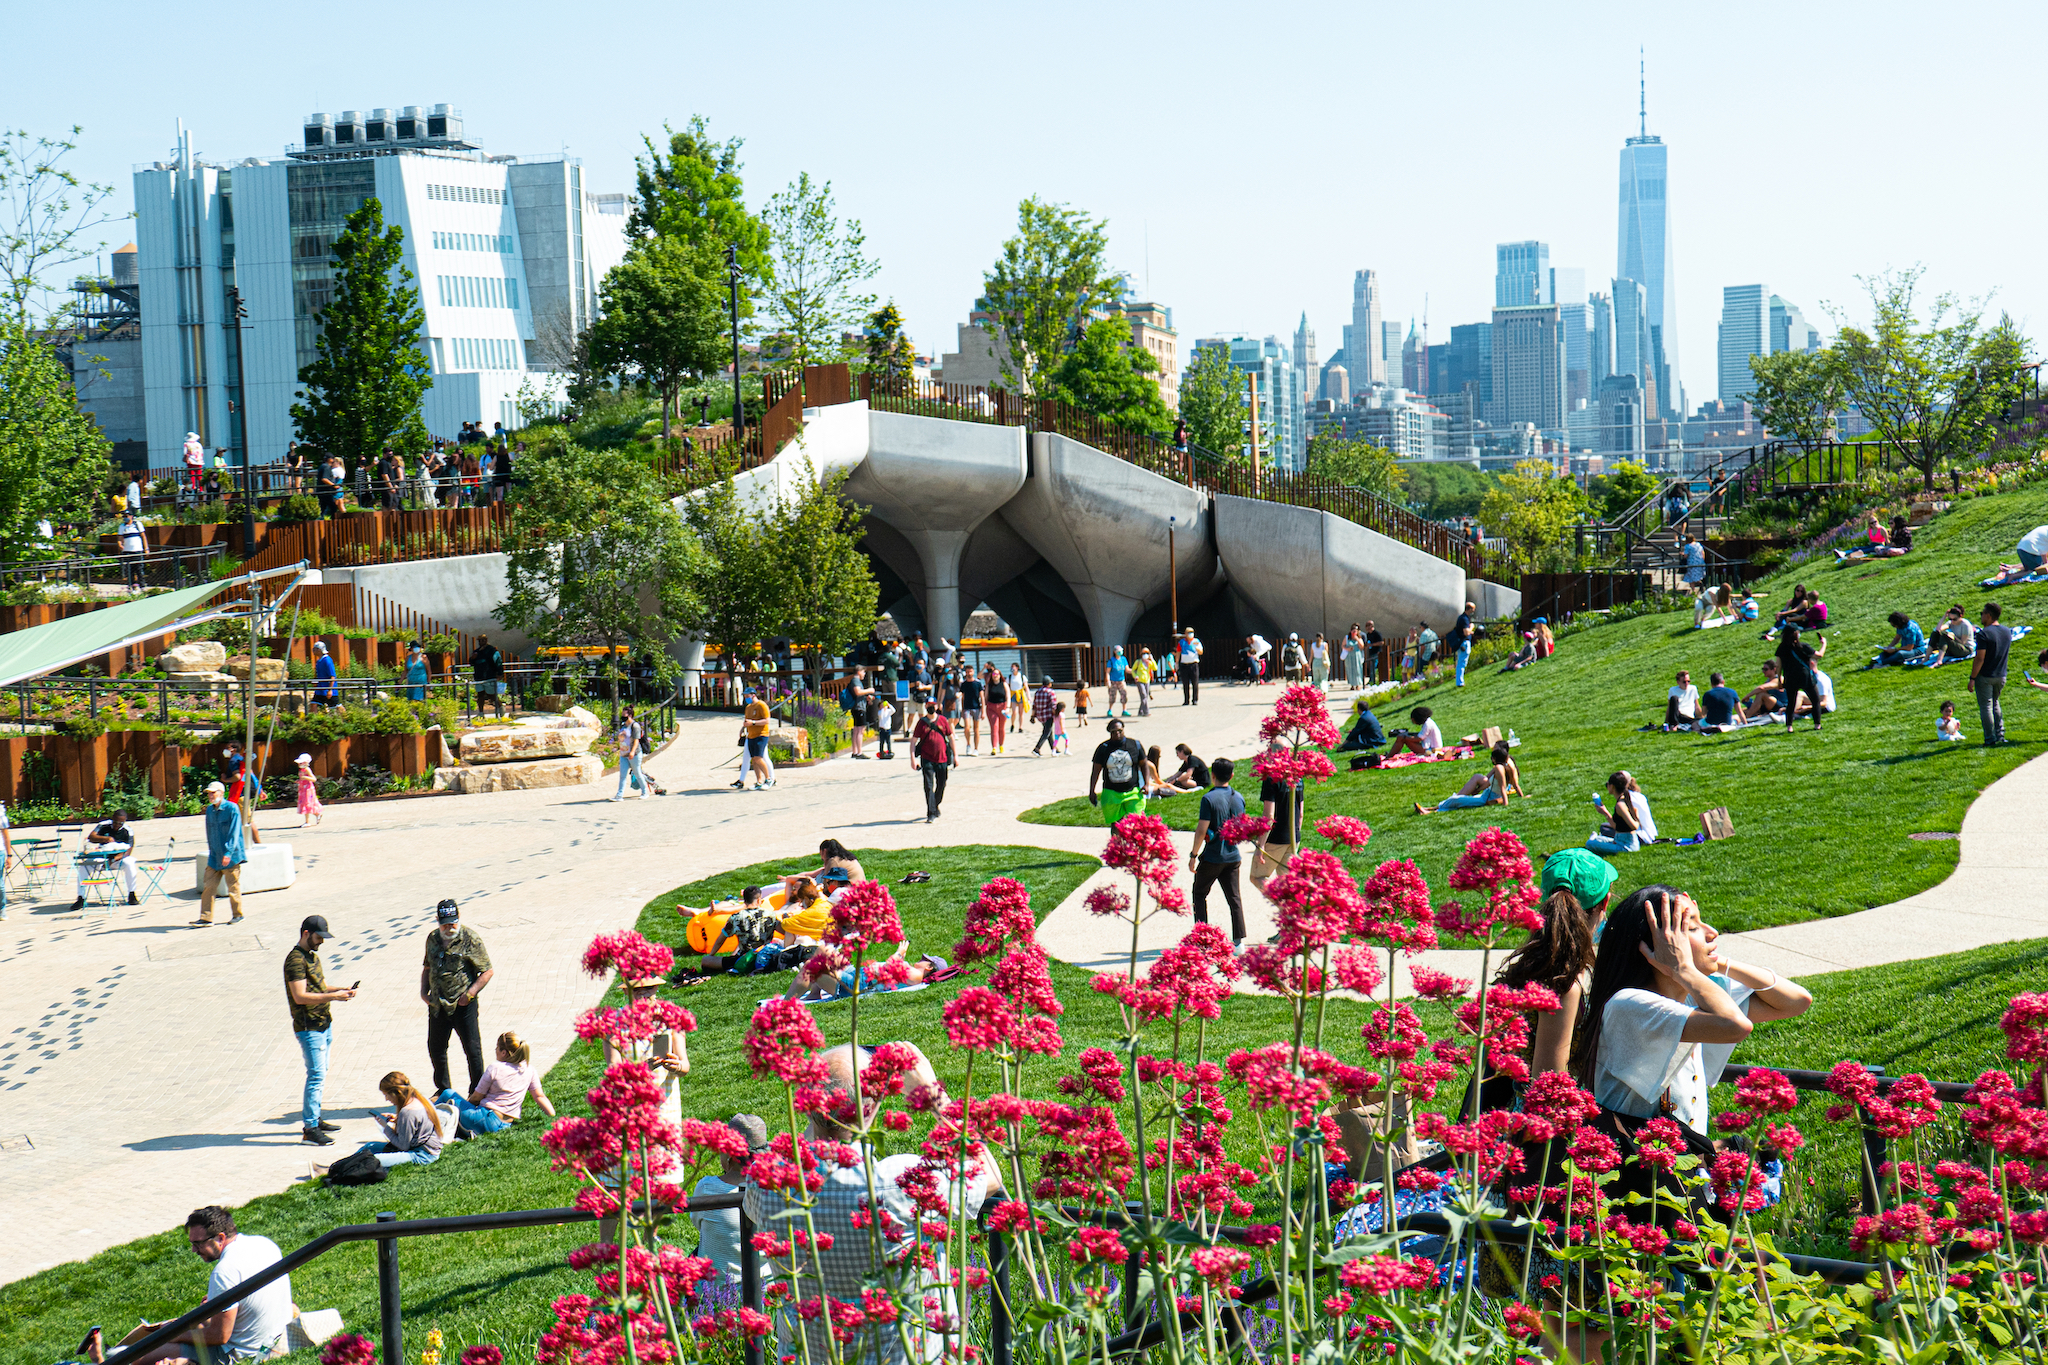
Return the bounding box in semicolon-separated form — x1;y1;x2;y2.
369;698;422;735
272;494;324;525
377;627;418;644
421;633;458;654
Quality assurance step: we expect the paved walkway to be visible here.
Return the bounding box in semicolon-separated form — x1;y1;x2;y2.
2;680;2044;1284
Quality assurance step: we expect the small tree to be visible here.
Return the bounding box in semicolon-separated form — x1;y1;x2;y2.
1478;459;1587;568
1178;341;1255;460
0;310;110;560
679;473;786;681
1304;427;1406;497
585;237;728;444
775;460;880;689
290;198;430;477
981;197;1122;393
1589;457;1659;522
762;173;878;368
1046;317;1173;438
497;445;702;719
1747;348;1843;454
1830;267;2031;491
862;302;916;394
1;126;123;321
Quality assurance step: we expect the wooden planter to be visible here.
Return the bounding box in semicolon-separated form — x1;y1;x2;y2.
318;634;345;665
426;651;452;678
52;733;110;810
376;641;403;669
167;523;219;548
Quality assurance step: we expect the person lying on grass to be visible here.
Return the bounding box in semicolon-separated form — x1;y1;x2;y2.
781;941;945;1002
1385;706;1444;756
1414;741;1524;814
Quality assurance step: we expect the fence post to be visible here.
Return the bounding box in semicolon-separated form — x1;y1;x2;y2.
739;1203;762;1365
375;1210;403;1365
989;1227;1011;1365
160;681;169;726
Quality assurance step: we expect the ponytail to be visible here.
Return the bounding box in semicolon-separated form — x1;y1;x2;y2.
380;1069;443;1139
496;1031;530;1065
1495;887;1599;996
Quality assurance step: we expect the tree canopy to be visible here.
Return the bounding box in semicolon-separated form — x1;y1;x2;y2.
862;302;916;392
289;197;430;473
1587;458;1658;522
1303;428;1405;497
762;173;877;368
627;117;772;284
0;313;110;560
1478;459;1588;568
980;198;1122;393
1178;342;1251;459
1046;317;1172;438
585;236;729;442
1747;348;1845;454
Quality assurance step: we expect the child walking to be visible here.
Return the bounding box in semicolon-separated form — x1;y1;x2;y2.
295;753;323;827
1053;700;1070;754
1074;682;1091;728
875;697;896;759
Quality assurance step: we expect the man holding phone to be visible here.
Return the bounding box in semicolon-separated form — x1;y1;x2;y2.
284;916;354;1146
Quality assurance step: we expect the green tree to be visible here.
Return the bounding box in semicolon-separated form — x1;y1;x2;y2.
627;117;771;284
679;472;786;676
1747;348;1845;454
1178;342;1251;458
1478;459;1587;568
1401;462;1493;520
762;173;878;368
585;237;729;444
1587;457;1658;521
1303;428;1405;497
289;198;430;475
1046;317;1173;438
1;126;123;320
1830;268;2031;490
774;461;880;687
496;444;702;717
0;311;110;561
862;302;916;393
981;197;1122;392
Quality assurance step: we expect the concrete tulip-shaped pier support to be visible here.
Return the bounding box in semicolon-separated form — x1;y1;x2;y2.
1213;494;1469;642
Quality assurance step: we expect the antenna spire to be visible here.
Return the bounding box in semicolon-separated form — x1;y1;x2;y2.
1639;48;1646;138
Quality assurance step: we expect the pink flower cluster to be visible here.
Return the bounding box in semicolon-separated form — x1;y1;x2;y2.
1219;814;1272;846
1260;684;1343;748
1262;849;1366;955
1361;859;1438;950
320;1335;376;1365
1824;1063;1944;1137
743;998;829;1086
955;876;1035;964
580;930;674;982
826;880;905;950
1314;814;1373;850
1435;828;1541;942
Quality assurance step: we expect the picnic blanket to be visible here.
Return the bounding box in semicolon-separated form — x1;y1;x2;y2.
1371;745;1475;769
1696;614;1738;631
1980;570;2048;588
761;981;930;1009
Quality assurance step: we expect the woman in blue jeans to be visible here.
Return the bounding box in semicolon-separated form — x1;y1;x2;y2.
1586;770;1651;855
439;1031;556;1136
1414;742;1523;814
356;1071;444;1169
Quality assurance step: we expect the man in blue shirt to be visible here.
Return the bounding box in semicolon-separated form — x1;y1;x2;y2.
197;780;247;925
1178;628;1202;706
1187;757;1246;944
1453;601;1476;687
312;640;339;710
1700;673;1743;729
1105;646;1129;718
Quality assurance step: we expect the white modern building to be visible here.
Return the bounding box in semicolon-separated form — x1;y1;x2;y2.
133;108;627;467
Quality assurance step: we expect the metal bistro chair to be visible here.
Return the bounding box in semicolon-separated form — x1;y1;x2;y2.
74;849;121;911
135;838;177;904
13;837;65;899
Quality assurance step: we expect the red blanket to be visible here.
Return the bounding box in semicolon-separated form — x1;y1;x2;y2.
1371;745;1475;769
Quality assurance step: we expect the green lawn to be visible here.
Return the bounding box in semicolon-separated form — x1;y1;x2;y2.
1022;480;2048;933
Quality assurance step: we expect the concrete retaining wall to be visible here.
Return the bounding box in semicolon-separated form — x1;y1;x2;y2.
320;554;534;654
1215;495;1472;641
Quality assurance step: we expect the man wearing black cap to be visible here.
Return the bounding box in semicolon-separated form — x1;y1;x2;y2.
284;916;354;1146
422;899;494;1094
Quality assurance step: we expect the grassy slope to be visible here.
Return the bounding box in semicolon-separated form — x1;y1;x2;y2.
0;843;1387;1365
1022;480;2048;933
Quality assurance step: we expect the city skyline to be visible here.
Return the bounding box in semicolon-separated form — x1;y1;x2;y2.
12;0;2042;416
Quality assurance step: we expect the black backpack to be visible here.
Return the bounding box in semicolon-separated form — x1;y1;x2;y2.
327;1150;388;1186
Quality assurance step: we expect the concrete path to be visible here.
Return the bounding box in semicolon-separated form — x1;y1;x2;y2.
3;679;2043;1285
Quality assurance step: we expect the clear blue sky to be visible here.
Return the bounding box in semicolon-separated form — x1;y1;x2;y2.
14;0;2042;407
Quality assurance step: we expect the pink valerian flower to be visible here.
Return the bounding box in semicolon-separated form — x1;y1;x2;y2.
1709;1151;1768;1213
1447;825;1535;891
1330;946;1385;998
1633;1117;1687;1172
1260;684;1344;749
1829;1070;1946;1139
2001;992;2048;1067
1237;943;1324;998
827;880;906;949
1226;1043;1331;1118
1143;926;1241;1019
1362;1002;1429;1063
1850;1203;1939;1253
320;1335;376;1365
1262;849;1366;954
1315;814;1373;850
744;999;829;1086
1434;827;1541;943
1188;1245;1252;1288
580;930;675;982
943;987;1019;1052
1453;983;1559;1083
1731;1068;1800;1115
1567;1126;1622;1173
459;1348;504;1365
955;876;1036;964
1083;885;1131;918
1407;966;1473;1001
1103;813;1178;889
1220;814;1273;846
1521;1072;1599;1134
575;997;699;1049
1252;746;1336;788
1336;1254;1435;1296
988;941;1064;1018
1361;859;1438;950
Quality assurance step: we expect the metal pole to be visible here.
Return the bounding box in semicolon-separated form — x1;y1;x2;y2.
739;1205;762;1365
989;1227;1011;1365
1168;518;1178;638
226;286;257;561
375;1210;403;1365
726;244;745;435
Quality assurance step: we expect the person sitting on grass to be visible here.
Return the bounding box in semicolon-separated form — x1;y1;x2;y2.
1141;745;1176;798
78;1206;295;1365
1988;524;2048;582
1834;511;1896;561
796;838;866;885
1937;699;1965;742
1790;662;1837;719
1499;628;1539;672
1663;669;1702;731
333;1071;444;1173
1876;611;1927;667
1415;741;1524;814
1737;591;1761;622
2026;649;2048;693
1334;696;1386;754
1699;672;1743;729
1739;660;1786;721
437;1031;556;1137
1586;770;1656;855
1384;706;1444;757
1163;743;1210;791
1768;584;1809;631
1931;604;1977;663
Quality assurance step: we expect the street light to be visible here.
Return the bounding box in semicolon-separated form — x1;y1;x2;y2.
1168;515;1178;638
224;286;255;559
725;244;744;435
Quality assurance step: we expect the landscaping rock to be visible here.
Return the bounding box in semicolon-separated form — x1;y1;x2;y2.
223;656;289;683
159;641;227;673
565;706;601;730
531;694;574;714
459;724;597;763
431;755;601;794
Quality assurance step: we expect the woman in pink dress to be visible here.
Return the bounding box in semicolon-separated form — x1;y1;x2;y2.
295;753;324;827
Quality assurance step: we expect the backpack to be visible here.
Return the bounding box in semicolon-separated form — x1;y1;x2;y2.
1103;742;1137;788
916;720;951;766
327;1150;388;1186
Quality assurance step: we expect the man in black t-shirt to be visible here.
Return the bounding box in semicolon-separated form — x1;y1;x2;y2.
959;671;986;754
1250;740;1304;894
71;810;139;907
1972;601;2016;746
1088;719;1148;829
1187;757;1247;943
1364;621;1385;684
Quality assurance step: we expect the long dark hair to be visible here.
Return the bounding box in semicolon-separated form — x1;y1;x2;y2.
1496;886;1608;996
1570;884;1684;1091
818;838;852;863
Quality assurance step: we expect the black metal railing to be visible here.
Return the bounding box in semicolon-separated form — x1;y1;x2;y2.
0;544;229;591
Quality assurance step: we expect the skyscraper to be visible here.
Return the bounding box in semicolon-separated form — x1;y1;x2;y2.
1401;321;1426;392
1611;276;1649;403
1428;322;1493;410
1200;335;1306;471
1350;270;1384;386
1770;295;1817;354
1380;320;1403;393
1717;284;1770;403
1294;312;1319;411
1618;61;1678;418
1588;290;1615;390
1490;304;1566;433
1496;241;1551;308
1551;266;1589;411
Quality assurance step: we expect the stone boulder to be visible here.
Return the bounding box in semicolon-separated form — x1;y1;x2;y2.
432;755;601;794
530;694;574;714
459;724;596;763
159;641;227;673
224;656;289;683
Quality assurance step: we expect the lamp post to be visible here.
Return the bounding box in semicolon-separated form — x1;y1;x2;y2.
224;286;255;558
1167;515;1178;638
725;244;744;436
